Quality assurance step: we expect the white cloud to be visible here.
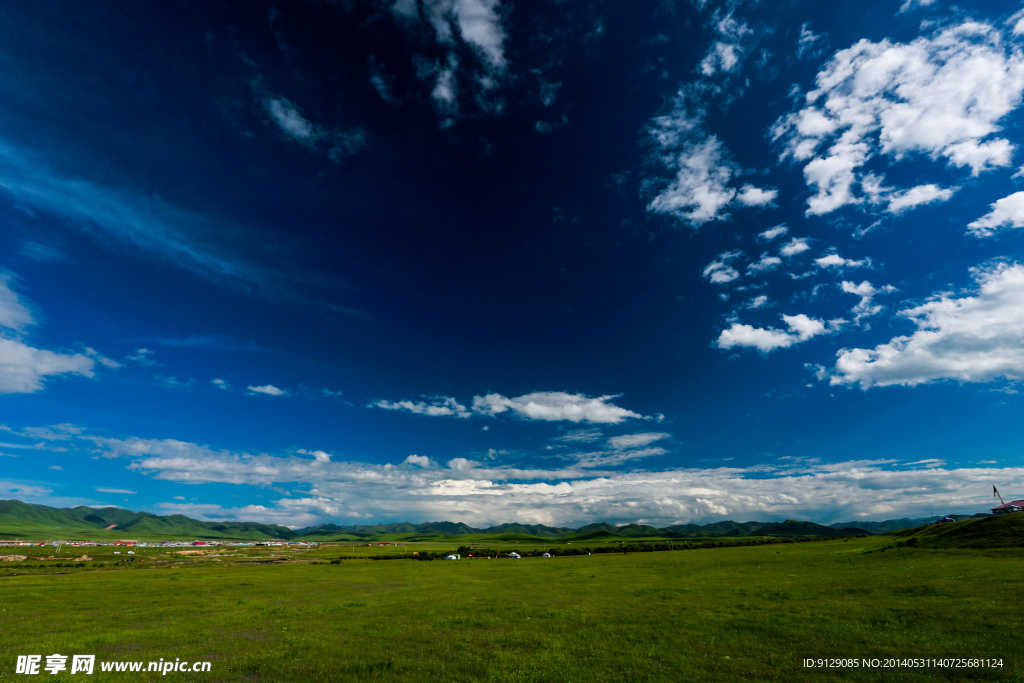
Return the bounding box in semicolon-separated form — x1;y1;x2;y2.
75;427;1024;526
699;11;753;77
472;392;646;424
746;295;771;309
747;253;782;274
265;98;316;141
703;250;743;284
717;313;835;353
898;0;935;14
841;280;896;322
373;392;647;424
126;348;155;366
451;0;506;70
606;432;670;450
735;185;778;207
96;487;136;494
758;225;788;242
263;96;367;160
815;253;870;270
0;338;94;394
648;134;738;227
371;396;471;418
554;428;603;444
796;23;824;60
298;449;333;463
967;191;1024;236
780;238;811;257
212;378;231;391
0;275;34;333
645;89;774;228
884;184;956;214
247;384;288;397
831;263;1024;387
386;0;508;121
776;21;1024;215
26;424;1024;526
404;454;433;468
1011;9;1024;37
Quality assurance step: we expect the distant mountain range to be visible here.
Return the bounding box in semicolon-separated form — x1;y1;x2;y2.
0;499;992;541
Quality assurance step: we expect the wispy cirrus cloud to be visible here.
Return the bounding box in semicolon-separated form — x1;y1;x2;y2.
0;141;262;286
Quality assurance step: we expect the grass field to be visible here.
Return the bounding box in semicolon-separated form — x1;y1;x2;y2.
1;532;1021;682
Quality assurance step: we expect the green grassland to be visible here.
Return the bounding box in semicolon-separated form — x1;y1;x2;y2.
1;518;1022;682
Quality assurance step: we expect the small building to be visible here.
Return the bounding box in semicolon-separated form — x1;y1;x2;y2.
992;499;1024;514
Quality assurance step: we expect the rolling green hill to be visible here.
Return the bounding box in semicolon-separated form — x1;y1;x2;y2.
892;513;1024;548
0;500;296;540
752;520;869;538
6;498;969;543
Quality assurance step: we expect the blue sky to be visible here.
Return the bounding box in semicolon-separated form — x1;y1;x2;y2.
2;0;1023;528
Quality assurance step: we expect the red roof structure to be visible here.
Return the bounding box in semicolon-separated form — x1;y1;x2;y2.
991;499;1024;514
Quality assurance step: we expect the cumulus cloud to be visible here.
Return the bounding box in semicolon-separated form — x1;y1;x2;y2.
735;185;778;207
0;340;96;394
212;378;231;391
831;263;1024;387
247;384;288;397
815;253;870;270
471;392;647;424
717;314;838;353
404;454;433;467
775;21;1024;216
884;184;956;214
780;238;811;257
645;88;775;227
0;276;95;394
841;280;896;323
371;396;471;418
372;391;648;424
56;426;1024;526
299;449;333;463
746;295;771;309
703;250;743;284
747;253;782;274
967;191;1024;236
758;225;788;242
